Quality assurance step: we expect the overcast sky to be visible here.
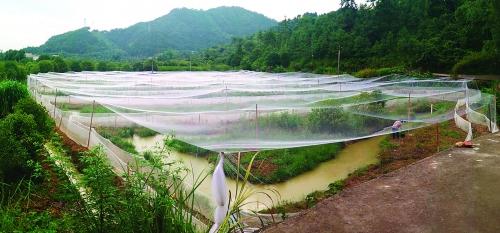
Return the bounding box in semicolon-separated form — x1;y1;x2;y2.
0;0;345;51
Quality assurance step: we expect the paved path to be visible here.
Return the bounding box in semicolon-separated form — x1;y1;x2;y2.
265;133;500;233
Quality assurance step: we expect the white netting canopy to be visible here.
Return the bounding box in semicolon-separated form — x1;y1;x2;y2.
28;71;497;152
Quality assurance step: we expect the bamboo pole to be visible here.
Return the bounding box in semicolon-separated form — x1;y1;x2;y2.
87;100;96;148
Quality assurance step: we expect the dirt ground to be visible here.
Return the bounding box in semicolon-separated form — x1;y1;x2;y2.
264;132;500;233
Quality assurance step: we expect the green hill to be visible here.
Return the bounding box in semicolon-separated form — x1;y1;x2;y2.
208;0;500;74
28;6;276;59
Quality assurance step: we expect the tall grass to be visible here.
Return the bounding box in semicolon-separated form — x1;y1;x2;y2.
79;145;208;233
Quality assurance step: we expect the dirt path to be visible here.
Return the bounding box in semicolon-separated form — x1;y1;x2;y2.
264;133;500;233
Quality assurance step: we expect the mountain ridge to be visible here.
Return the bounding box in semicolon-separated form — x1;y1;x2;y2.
27;6;277;59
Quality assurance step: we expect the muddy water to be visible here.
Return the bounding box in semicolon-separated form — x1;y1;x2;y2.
131;135;383;212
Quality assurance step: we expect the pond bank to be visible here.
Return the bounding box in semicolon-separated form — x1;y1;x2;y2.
131;135;382;212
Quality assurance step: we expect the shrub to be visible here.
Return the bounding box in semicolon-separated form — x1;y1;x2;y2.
1;61;27;82
38;60;54;73
134;127;158;137
0;81;29;118
165;136;214;156
355;68;378;78
0;113;44;182
14;97;54;138
326;179;345;195
109;136;138;154
452;52;500;75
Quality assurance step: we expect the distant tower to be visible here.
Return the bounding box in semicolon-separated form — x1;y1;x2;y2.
84;18;87;27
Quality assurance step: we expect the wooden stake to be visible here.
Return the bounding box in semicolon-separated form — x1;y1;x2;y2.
408;92;411;121
255;104;259;141
87;100;96;148
53;89;58;118
436;123;440;152
488;103;492;132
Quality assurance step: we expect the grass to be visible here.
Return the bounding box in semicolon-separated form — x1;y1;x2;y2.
165;136;216;157
314;90;391;107
0;139;85;232
58;103;114;113
209;143;344;184
97;126;160;155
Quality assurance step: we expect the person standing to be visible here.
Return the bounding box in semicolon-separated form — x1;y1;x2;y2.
392;120;402;139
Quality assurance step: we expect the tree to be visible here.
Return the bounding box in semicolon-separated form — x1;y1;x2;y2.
0;81;29;118
97;61;108;71
70;60;82;72
492;0;500;54
81;61;95;71
38;60;54;73
3;50;26;61
52;57;69;73
341;0;357;9
2;62;26;82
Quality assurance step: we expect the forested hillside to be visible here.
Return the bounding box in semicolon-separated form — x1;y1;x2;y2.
27;7;277;59
205;0;500;74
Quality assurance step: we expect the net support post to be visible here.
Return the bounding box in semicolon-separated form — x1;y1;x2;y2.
53;89;58;118
87;100;96;148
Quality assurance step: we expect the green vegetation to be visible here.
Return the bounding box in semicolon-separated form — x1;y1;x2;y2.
205;0;500;75
0;81;29;117
97;126;158;154
212;143;344;184
58;103;115;114
0;81;53;182
165;136;215;156
27;7;277;59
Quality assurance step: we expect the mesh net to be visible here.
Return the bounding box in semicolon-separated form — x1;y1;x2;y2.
28;71;498;217
28;71;497;152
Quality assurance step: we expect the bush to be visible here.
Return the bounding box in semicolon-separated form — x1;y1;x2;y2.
14;97;54;138
134;127;158;137
0;113;44;182
165;136;214;156
355;68;378;78
1;61;27;82
38;60;54;73
452;52;500;75
0;81;29;118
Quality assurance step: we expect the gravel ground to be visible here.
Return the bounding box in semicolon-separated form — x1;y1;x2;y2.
264;133;500;233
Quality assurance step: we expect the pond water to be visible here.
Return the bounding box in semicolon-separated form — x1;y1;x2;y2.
130;135;382;212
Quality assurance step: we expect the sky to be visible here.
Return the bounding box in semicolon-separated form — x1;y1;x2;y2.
0;0;345;51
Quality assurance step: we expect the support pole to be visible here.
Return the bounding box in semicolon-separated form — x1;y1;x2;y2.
489;103;492;132
59;111;64;127
53;89;58;118
431;104;433;115
87;100;96;148
436;123;440;152
255;104;259;142
408;92;411;121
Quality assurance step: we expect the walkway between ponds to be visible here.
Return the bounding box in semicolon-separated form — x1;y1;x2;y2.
265;132;500;233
